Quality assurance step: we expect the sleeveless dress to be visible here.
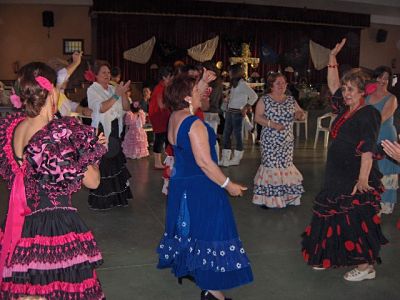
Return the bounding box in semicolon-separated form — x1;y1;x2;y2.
157;115;253;290
122;110;149;159
253;95;304;208
0;114;106;299
301;102;388;268
366;94;400;212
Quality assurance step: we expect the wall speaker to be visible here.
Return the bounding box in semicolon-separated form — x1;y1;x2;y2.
376;29;387;43
42;11;54;28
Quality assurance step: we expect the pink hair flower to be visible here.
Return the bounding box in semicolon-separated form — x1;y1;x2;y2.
10;88;22;109
133;101;140;108
35;76;53;92
84;70;96;82
365;82;378;95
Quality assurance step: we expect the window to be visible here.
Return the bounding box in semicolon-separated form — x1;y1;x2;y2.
63;39;84;54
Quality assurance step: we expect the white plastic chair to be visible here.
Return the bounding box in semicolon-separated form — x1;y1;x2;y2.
313;112;337;149
242;112;257;143
294;110;308;140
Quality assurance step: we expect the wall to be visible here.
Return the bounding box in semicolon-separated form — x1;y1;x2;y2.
1;2;400;79
360;23;400;71
0;4;91;80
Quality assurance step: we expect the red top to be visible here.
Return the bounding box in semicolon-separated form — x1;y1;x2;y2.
148;81;171;133
195;108;204;120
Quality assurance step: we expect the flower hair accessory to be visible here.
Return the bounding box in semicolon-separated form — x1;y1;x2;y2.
10;88;22;109
84;69;96;82
365;82;378;95
35;76;53;92
133;101;140;108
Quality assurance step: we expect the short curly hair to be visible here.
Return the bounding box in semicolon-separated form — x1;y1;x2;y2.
16;62;57;117
164;74;198;111
341;68;370;92
93;60;111;75
266;72;287;93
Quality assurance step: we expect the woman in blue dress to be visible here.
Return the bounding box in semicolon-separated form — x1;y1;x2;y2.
365;66;400;214
157;74;253;300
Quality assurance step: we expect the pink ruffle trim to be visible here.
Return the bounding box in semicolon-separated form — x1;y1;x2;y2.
16;231;97;247
1;271;101;294
3;253;102;276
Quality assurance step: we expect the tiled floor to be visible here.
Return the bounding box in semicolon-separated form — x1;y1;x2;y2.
1;138;400;300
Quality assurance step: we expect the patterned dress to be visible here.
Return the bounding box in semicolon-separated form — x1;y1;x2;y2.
157;115;253;290
301;97;388;268
122;110;149;159
0;114;106;299
253;95;304;208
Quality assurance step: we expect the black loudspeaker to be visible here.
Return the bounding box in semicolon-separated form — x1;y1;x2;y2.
376;29;388;43
42;11;54;27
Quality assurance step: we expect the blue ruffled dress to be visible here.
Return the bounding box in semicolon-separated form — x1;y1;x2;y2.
157;115;253;290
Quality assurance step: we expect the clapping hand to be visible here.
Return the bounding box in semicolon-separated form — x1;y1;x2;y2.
115;80;131;97
382;140;400;162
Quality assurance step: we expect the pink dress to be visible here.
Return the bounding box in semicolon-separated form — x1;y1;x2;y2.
122;110;149;159
0;113;107;299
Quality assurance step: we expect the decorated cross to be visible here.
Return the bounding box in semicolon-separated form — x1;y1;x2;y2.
229;43;260;80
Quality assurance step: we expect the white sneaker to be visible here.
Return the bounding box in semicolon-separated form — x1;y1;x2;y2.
344;267;376;282
380;202;394;215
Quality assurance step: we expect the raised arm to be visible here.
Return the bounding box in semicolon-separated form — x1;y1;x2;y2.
328;38;346;94
65;51;82;77
189;120;247;196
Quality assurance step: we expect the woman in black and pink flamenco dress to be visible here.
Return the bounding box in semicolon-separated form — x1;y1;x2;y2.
301;39;388;282
0;62;107;299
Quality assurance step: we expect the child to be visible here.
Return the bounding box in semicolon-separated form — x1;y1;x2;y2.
122;101;149;159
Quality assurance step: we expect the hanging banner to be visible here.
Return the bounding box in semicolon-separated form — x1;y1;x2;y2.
309;40;330;70
123;36;156;64
187;36;219;62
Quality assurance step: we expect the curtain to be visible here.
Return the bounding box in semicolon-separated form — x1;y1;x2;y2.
94;13;361;85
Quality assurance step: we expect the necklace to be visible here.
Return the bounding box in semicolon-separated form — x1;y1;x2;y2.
330;102;364;139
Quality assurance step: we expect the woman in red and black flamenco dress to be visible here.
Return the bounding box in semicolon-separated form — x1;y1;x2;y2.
301;39;388;281
0;62;107;299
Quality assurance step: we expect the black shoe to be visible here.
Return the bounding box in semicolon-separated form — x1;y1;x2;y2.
260;204;270;210
178;275;195;285
201;290;232;300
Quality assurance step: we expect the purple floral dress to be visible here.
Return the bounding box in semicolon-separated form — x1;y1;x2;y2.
0;113;107;299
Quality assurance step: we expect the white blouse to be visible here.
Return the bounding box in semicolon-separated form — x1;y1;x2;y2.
227;79;258;110
87;82;124;139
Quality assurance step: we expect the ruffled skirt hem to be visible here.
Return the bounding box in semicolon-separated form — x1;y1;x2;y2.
157;233;253;290
301;188;388;268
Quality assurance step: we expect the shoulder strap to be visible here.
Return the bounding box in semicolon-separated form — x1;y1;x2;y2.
177;115;199;146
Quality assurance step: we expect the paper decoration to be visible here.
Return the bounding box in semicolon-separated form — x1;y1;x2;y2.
187;36;219;62
123;36;156;64
309;40;331;70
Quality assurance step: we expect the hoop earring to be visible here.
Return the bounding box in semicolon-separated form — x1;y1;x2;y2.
189;102;194;115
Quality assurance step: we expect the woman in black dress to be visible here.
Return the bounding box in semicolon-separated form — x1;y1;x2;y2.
87;61;133;210
301;39;388;281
